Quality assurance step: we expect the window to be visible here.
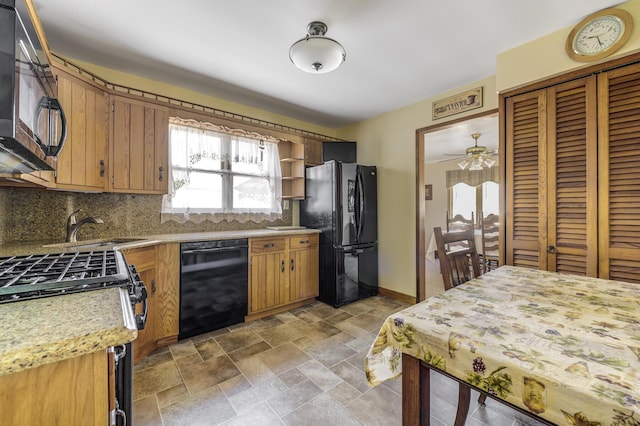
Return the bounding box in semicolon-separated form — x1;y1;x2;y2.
162;119;282;223
450;181;499;225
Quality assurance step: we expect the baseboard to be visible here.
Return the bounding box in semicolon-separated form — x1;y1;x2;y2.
377;287;416;305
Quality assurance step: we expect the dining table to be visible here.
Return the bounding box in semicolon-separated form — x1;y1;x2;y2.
364;265;640;425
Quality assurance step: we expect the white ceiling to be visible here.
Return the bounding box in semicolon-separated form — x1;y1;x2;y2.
33;0;621;132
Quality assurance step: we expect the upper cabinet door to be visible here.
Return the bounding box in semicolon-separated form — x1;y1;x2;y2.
54;67;109;191
597;64;640;283
303;137;322;166
110;96;168;194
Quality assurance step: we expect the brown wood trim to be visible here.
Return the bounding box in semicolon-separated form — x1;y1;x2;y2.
416;108;499;134
378;287;416;305
415;108;498;303
415;128;426;303
499;51;640;98
156;336;178;347
498;97;507;268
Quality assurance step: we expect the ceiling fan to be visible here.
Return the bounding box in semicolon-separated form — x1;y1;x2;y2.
442;133;497;170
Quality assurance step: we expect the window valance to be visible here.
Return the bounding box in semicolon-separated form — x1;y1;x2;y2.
170;116;288;145
446;166;499;188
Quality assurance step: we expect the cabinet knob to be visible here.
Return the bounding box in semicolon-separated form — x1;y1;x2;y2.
299;240;309;245
281;259;285;273
151;278;157;296
263;243;275;248
158;166;164;182
291;258;295;271
99;160;105;177
547;245;557;254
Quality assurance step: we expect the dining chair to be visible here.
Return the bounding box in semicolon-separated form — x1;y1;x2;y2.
446;211;475;233
481;213;500;273
433;226;487;409
434;226;481;290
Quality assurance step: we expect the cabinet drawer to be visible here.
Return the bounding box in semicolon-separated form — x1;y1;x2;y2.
250;237;286;254
289;234;318;249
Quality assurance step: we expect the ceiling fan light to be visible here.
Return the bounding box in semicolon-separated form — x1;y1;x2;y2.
469;158;483;170
289;21;346;74
483;157;496;168
457;159;470;170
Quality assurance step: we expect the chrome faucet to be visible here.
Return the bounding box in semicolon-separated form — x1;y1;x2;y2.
66;209;104;242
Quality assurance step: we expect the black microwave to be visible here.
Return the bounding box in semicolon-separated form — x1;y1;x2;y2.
0;0;66;173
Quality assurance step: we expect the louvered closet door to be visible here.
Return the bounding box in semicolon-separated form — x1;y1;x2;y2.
598;64;640;283
547;76;598;276
505;90;548;269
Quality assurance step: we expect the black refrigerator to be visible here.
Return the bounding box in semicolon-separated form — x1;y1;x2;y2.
300;161;378;307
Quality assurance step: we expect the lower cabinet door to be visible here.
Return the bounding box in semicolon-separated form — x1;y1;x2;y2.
250;252;288;313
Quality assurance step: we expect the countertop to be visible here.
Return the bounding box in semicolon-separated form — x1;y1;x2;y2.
0;227;320;376
0;287;138;376
0;227;321;257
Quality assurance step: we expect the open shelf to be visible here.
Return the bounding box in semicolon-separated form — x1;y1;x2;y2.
279;141;306;199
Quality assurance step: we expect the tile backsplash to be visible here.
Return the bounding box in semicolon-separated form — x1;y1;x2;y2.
0;188;292;244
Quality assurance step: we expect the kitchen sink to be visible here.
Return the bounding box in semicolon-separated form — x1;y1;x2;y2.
42;238;145;249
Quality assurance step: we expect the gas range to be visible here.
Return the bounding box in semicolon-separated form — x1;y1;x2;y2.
0;249;147;329
0;248;147;426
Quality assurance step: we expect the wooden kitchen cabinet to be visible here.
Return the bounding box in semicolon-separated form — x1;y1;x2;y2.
504;63;640;283
249;237;288;313
289;234;319;302
110;96;169;194
247;233;319;321
54;66;109;191
303;137;323;166
122;245;159;362
0;350;109;425
279;141;305;199
123;244;179;362
155;243;180;346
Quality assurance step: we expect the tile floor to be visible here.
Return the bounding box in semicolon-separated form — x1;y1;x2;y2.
132;296;546;426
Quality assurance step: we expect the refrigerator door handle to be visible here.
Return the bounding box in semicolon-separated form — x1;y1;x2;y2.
356;170;365;242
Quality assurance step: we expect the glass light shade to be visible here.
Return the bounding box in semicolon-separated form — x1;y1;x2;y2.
483;157;496;168
457;159;470;170
469;157;483;171
289;36;346;73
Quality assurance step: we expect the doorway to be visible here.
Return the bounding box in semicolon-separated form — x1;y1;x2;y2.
415;110;498;301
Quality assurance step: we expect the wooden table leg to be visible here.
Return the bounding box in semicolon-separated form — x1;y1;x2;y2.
402;353;430;425
455;383;471;426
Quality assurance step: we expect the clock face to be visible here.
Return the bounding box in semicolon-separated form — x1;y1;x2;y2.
572;15;625;56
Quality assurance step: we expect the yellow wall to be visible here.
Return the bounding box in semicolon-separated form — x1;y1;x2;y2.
497;0;640;92
341;0;640;299
65;57;337;138
337;76;498;298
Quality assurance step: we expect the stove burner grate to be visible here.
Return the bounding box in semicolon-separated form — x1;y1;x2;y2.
0;250;131;303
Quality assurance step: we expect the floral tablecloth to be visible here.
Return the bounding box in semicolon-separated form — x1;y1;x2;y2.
364;265;640;425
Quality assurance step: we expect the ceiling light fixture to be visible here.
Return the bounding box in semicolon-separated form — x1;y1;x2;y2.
457;133;497;170
289;21;346;74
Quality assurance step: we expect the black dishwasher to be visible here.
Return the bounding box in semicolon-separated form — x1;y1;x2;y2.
179;239;248;340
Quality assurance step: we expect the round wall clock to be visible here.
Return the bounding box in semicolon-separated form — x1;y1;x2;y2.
566;8;634;62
